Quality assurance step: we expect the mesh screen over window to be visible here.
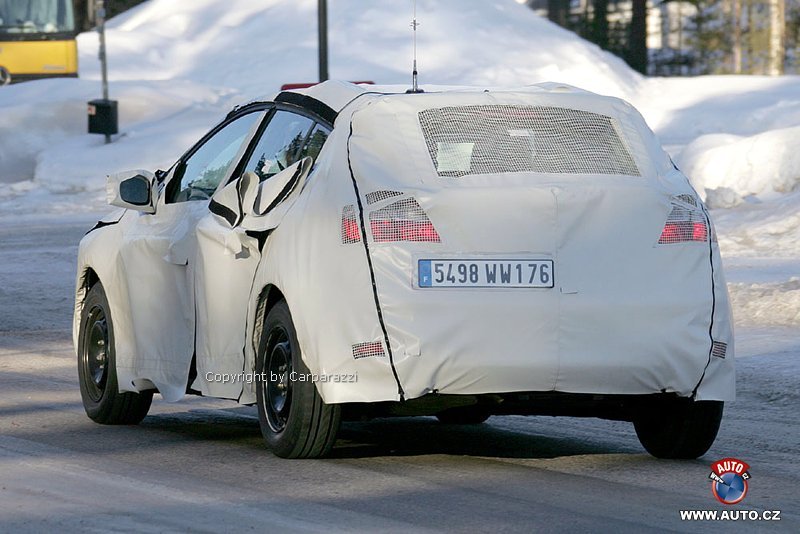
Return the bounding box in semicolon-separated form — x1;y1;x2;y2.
365;190;403;205
418;105;640;178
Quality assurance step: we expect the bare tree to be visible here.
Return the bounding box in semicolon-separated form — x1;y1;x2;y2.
768;0;786;74
732;0;743;73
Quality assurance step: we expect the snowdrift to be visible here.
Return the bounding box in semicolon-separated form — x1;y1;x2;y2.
80;0;641;98
678;128;800;207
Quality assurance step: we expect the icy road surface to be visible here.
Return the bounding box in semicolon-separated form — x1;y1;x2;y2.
0;219;797;532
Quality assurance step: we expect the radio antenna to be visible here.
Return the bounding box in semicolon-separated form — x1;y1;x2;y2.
407;0;423;93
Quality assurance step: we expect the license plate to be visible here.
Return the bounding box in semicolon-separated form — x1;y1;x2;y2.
418;259;554;288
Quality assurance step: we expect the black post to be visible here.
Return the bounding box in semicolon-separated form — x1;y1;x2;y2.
97;0;111;143
318;0;329;82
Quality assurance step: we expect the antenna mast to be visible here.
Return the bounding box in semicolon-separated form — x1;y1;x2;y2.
408;0;423;93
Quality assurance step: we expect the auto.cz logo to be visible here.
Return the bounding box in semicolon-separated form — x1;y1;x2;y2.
678;457;781;522
708;457;750;505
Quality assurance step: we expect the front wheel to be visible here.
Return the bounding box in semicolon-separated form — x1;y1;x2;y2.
77;283;153;424
255;300;341;458
634;399;723;459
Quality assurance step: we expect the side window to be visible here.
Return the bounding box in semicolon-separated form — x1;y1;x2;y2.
300;124;331;162
241;111;318;182
170;112;261;203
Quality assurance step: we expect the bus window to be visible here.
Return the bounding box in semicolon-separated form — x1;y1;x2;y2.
0;0;77;84
0;0;75;34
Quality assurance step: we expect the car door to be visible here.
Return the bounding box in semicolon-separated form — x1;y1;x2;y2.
118;109;265;400
192;109;331;399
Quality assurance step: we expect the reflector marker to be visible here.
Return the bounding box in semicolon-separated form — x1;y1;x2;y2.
341;204;361;244
352;342;386;360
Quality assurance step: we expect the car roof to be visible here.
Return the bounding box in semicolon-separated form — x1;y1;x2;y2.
233;80;596;127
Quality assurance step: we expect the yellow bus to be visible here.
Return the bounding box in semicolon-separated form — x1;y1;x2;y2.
0;0;78;85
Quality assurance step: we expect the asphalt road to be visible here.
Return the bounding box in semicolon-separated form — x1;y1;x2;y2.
0;218;797;533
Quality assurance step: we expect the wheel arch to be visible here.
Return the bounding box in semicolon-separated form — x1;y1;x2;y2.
73;265;102;354
252;284;286;354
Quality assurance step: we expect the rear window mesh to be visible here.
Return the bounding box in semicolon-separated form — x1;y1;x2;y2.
418;105;640;178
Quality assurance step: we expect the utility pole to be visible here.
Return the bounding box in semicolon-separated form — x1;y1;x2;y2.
97;0;109;102
318;0;329;82
87;0;118;143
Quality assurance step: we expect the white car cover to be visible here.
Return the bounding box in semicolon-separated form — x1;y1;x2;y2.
75;82;734;407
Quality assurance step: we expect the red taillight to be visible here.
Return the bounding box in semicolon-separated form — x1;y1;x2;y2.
370;219;440;242
692;222;708;241
659;222;708;244
341;205;361;244
658;197;709;245
368;198;441;243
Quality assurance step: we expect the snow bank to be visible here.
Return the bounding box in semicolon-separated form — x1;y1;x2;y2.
633;75;800;143
728;279;800;327
1;0;640;195
79;0;640;99
0;79;228;189
678;127;800;206
714;190;800;258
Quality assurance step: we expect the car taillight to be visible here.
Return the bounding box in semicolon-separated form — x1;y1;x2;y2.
369;198;441;243
658;198;708;244
341;205;361;244
659;222;708;243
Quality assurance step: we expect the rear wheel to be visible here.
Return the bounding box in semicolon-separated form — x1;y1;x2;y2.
256;300;341;458
634;399;723;459
436;406;490;425
78;283;153;424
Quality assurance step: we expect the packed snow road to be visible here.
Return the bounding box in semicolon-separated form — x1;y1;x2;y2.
0;219;797;532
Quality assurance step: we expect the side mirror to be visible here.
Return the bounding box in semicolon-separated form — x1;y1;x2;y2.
107;170;157;214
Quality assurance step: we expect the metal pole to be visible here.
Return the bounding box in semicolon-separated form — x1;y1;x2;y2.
318;0;328;82
96;0;110;143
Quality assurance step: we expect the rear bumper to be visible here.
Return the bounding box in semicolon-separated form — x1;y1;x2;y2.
372;244;734;403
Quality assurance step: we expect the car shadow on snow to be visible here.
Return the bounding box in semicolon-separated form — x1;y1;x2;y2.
140;404;638;459
332;417;639;459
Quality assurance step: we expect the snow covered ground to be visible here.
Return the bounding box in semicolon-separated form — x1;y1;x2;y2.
0;2;797;361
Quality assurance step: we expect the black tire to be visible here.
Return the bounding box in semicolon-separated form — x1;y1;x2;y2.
436;406;490;425
256;300;341;458
78;283;153;424
634;399;723;459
